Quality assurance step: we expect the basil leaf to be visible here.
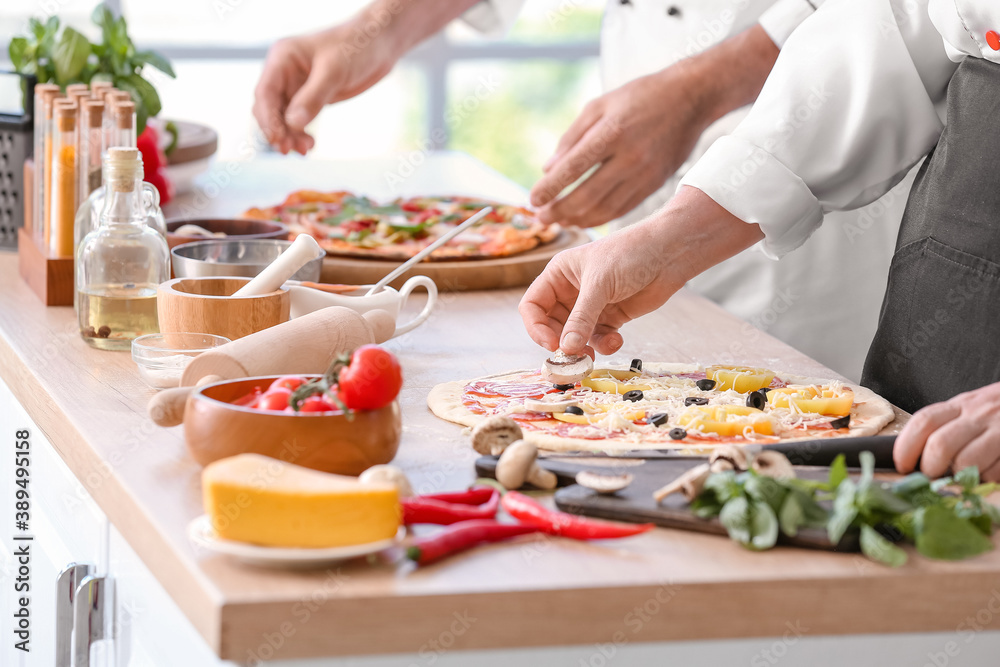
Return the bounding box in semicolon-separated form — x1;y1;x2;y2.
744;474;787;514
827;453;848;492
719;496;779;551
955;466;981;493
779;493;805;537
914;505;994;561
703;470;741;504
859;450;875;486
828;478;858;544
9;38;29;70
857;482;913;517
121;73;161;117
860;524;908;568
133;49;176;78
53;27;92;85
930;477;953;492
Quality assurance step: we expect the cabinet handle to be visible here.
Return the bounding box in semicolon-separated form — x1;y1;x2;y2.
56;563;94;667
73;574;110;667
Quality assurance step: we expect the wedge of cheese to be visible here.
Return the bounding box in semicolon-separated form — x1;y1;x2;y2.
202;454;400;548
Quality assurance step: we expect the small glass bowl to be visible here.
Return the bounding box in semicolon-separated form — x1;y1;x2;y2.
131;333;231;390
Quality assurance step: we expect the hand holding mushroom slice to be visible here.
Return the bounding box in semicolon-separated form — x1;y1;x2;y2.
471;416;524;457
750;451;796;479
359;465;414;497
709;445;750;473
541;350;594;386
653;463;711;503
496;440;557;490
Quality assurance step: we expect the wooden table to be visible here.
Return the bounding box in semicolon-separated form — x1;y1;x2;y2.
2;155;998;663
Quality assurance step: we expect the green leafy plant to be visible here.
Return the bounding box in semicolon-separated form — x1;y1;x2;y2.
7;4;174;133
693;452;1000;567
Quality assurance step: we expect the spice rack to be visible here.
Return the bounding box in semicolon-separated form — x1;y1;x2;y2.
17;224;74;306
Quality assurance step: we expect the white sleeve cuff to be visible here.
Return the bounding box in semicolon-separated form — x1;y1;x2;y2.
758;0;820;48
680;136;824;259
461;0;526;37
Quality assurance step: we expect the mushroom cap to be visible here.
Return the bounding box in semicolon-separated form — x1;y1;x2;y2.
750;451;796;479
710;445;749;472
496;439;538;489
471;416;524;456
575;470;633;494
359;464;414;497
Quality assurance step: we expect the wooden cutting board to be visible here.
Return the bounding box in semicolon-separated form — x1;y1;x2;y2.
475;455;860;552
319;227;589;291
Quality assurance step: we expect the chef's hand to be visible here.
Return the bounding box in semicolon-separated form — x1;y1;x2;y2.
529;24;779;228
894;382;1000;482
520;187;764;354
253;0;477;155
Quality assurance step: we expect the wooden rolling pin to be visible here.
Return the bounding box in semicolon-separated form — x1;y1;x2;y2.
148;306;395;427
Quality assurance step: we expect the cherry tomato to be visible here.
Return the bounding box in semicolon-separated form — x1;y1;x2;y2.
337;345;403;411
232;387;262;407
257;388;292;411
298;395;338;413
270;375;306;392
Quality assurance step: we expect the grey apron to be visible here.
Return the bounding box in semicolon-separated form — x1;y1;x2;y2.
861;57;1000;414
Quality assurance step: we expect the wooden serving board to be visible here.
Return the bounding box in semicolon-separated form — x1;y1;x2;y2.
319;227;590;291
476;455;859;552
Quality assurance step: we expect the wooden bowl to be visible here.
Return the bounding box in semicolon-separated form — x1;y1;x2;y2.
183;376;402;475
166;218;289;251
157;277;289;340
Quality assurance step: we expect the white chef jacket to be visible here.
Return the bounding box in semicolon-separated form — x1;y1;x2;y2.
466;0;909;381
681;0;974;261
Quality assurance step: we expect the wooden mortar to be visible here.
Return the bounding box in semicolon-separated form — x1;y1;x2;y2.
157;276;289;341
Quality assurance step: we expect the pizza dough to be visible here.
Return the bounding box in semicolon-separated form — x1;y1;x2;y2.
428;363;896;453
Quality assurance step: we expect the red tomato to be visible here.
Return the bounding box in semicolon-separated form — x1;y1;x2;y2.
400;201;424;213
298;395;338;413
337;345;403;411
270;375;306;392
232;387;262;407
257;388;292;411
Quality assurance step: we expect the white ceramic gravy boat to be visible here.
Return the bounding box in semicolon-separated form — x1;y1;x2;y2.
288;276;438;337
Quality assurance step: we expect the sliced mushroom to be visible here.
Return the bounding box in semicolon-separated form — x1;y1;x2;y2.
653;463;711;503
359;465;413;497
495;440;557;490
523;397;579;414
751;451;796;479
709;445;750;473
471;416;524;456
575;470;633;494
541;350;594;386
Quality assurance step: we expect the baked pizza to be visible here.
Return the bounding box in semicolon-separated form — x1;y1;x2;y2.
242;191;560;261
428;362;896;453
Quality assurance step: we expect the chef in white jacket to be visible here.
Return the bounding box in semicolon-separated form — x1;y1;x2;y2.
251;0;903;381
520;0;1000;479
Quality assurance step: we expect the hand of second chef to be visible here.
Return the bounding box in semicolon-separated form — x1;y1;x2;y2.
894;382;1000;481
528;67;709;228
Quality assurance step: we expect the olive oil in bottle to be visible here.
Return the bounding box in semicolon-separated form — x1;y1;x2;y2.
76;147;169;350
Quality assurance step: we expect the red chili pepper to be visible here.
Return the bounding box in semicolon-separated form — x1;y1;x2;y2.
402;488;500;525
501;491;654;540
406;520;540;565
419;487;496;505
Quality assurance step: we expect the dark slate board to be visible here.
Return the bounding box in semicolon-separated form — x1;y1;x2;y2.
476;455;860;552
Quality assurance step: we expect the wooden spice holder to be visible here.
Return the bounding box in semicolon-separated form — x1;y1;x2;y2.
17;227;74;307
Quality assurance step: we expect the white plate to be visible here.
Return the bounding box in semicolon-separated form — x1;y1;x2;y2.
187;515;403;568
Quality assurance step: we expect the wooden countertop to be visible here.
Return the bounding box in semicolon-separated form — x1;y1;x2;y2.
3;155;998;661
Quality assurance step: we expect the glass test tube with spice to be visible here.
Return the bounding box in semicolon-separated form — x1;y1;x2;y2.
38;90;64;250
49;101;78;258
31;84;60;245
76;147;169;350
78;100;104;207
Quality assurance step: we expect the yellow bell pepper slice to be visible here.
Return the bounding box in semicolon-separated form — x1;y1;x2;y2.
706;366;776;393
553;406;646;425
677;405;774;437
581;369;651;395
767;386;854;416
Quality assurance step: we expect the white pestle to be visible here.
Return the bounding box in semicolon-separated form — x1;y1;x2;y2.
232;234;322;297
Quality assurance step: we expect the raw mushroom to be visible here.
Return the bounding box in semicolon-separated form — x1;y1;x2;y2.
495;440;557;490
709;445;750;473
575;470;634;494
652;463;711;503
541;350;594;386
523;397;579;414
359;464;413;497
471;416;523;456
750;451;796;479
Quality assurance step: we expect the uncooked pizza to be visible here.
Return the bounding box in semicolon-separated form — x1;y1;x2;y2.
242;191;560;261
428;362;896;452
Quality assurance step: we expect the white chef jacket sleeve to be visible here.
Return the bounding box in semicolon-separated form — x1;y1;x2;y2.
461;0;526;37
758;0;825;48
681;0;958;259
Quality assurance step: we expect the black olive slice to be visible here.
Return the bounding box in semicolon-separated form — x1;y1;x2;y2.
829;415;850;429
648;412;668;427
684;396;709;407
554;383;575;391
623;390;644;402
695;379;716;391
669;428;687;440
630;358;642;373
746;390;767;411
